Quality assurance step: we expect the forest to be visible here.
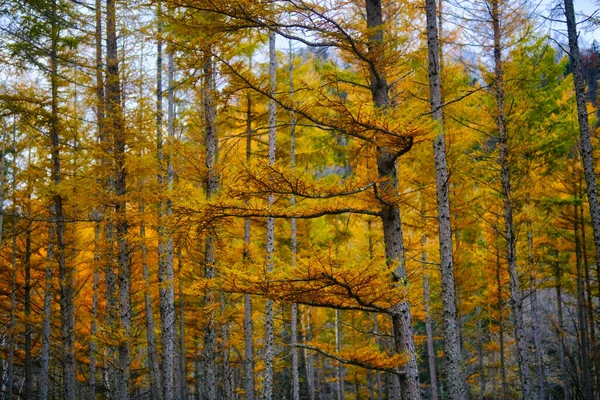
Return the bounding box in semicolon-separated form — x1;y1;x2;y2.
1;0;600;399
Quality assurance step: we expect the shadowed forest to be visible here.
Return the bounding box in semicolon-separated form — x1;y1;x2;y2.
1;0;600;399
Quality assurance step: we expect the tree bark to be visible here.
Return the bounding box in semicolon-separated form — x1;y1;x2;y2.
24;205;32;400
495;240;508;400
289;40;301;400
263;28;277;400
564;3;600;344
106;0;131;397
554;252;570;400
365;1;420;398
490;1;531;397
244;75;256;400
425;1;466;396
203;52;219;400
574;202;593;399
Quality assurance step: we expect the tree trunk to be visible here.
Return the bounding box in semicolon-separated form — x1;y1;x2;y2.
476;309;486;399
564;3;600;342
491;2;531;398
424;1;466;396
335;309;345;400
106;0;131;397
244;74;255;400
203;52;219;400
289;40;301;400
554;252;570;400
8;145;17;400
302;307;315;400
177;250;188;400
574;203;593;399
24;208;32;400
156;5;177;399
263;28;277;400
141;202;162;400
365;1;420;398
495;241;508;400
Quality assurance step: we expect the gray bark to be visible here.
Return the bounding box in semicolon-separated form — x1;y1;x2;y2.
263;29;277;400
244;76;255;400
564;4;600;360
490;1;531;397
574;203;593;399
24;207;32;400
203;53;218;400
156;5;177;399
90;221;100;400
141;202;162;400
106;0;131;396
178;250;188;400
554;253;570;400
335;309;345;400
425;0;466;397
424;275;438;400
302;307;315;400
495;240;508;400
289;40;300;400
8;141;16;400
365;1;420;398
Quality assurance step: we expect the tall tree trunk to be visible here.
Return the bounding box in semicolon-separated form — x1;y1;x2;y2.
178;250;188;400
244;75;256;400
554;252;570;400
302;307;315;400
141;202;162;400
263;29;277;400
424;1;466;396
203;53;219;400
491;2;531;398
91;1;105;397
365;1;420;398
24;207;32;400
495;241;508;400
289;40;301;400
8;139;17;400
335;309;345;400
476;309;486;399
156;5;177;399
574;202;593;399
106;0;131;397
564;1;600;339
47;2;76;396
526;190;545;400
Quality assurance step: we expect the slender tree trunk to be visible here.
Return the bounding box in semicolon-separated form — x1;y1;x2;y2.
421;199;439;400
263;29;277;400
491;2;531;398
302;307;315;400
495;241;508;400
24;208;32;400
365;1;420;398
289;40;301;400
564;2;600;340
368;220;382;400
106;0;131;397
141;202;162;400
335;309;345;400
476;309;486;399
203;53;219;400
554;252;571;400
90;2;104;397
178;250;188;400
425;1;466;396
244;77;256;400
8;143;17;400
574;203;593;399
156;5;177;399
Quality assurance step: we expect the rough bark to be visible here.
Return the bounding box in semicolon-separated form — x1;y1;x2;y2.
425;0;466;397
574;203;593;399
8;149;16;400
24;212;32;400
495;241;508;400
554;253;570;400
141;202;162;400
335;309;345;400
289;40;301;400
106;0;131;397
178;250;188;400
302;307;315;400
244;77;256;400
491;1;531;397
564;1;600;337
156;5;177;399
203;53;219;400
526;191;545;400
263;28;277;400
365;1;420;398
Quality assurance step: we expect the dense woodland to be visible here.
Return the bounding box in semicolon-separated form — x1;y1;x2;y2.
1;0;600;399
